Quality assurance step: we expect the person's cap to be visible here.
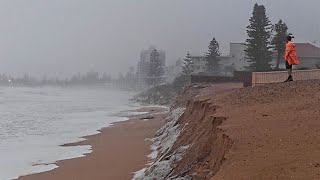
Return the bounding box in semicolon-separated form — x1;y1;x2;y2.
287;33;294;39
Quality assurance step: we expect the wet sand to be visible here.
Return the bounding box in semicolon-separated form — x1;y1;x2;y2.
20;107;166;180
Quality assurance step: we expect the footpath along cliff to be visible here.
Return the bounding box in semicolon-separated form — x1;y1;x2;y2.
135;80;320;180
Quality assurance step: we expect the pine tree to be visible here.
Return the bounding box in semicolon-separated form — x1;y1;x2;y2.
147;49;164;87
182;52;194;76
245;3;273;71
272;19;288;69
205;37;221;74
182;52;194;83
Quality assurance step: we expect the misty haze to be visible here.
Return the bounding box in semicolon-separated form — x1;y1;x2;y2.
1;1;320;180
0;0;319;79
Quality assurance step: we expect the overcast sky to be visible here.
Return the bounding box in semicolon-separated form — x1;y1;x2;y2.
0;0;319;78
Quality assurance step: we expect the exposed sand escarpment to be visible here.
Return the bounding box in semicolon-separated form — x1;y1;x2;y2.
137;81;320;180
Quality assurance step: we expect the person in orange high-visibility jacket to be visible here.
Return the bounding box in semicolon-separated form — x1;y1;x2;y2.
284;33;299;82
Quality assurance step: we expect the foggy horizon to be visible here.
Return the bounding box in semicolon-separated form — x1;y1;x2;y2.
0;0;319;78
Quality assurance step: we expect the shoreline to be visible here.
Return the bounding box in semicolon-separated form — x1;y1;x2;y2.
19;107;167;180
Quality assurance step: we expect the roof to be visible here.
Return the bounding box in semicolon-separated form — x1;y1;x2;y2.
273;43;320;59
295;43;320;58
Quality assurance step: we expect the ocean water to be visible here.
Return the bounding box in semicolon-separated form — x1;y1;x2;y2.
0;86;139;180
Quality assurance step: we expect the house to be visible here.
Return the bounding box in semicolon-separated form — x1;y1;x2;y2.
221;43;320;72
189;43;247;75
274;43;320;69
189;43;320;76
189;55;235;75
189;56;207;74
219;43;248;73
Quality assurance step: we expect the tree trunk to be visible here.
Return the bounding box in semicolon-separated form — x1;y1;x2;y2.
276;54;281;69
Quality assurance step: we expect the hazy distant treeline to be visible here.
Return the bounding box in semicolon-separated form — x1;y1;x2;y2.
0;71;139;90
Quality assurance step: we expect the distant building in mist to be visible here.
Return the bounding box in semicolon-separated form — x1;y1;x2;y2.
165;58;183;83
220;43;248;74
140;46;166;66
187;44;245;75
136;46;166;87
189;43;254;75
189;56;207;74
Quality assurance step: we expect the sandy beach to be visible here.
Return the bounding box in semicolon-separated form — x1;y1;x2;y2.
19;107;166;180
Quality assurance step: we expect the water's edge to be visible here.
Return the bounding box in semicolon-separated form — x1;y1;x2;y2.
15;106;145;180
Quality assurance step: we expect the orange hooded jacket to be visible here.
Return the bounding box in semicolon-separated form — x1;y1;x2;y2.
285;41;299;65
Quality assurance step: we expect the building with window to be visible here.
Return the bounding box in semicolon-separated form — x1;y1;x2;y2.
136;46;166;87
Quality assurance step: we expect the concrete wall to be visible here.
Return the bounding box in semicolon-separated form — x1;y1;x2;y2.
234;69;320;87
252;69;320;86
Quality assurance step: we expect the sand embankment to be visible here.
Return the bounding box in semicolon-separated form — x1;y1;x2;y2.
137;81;320;179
